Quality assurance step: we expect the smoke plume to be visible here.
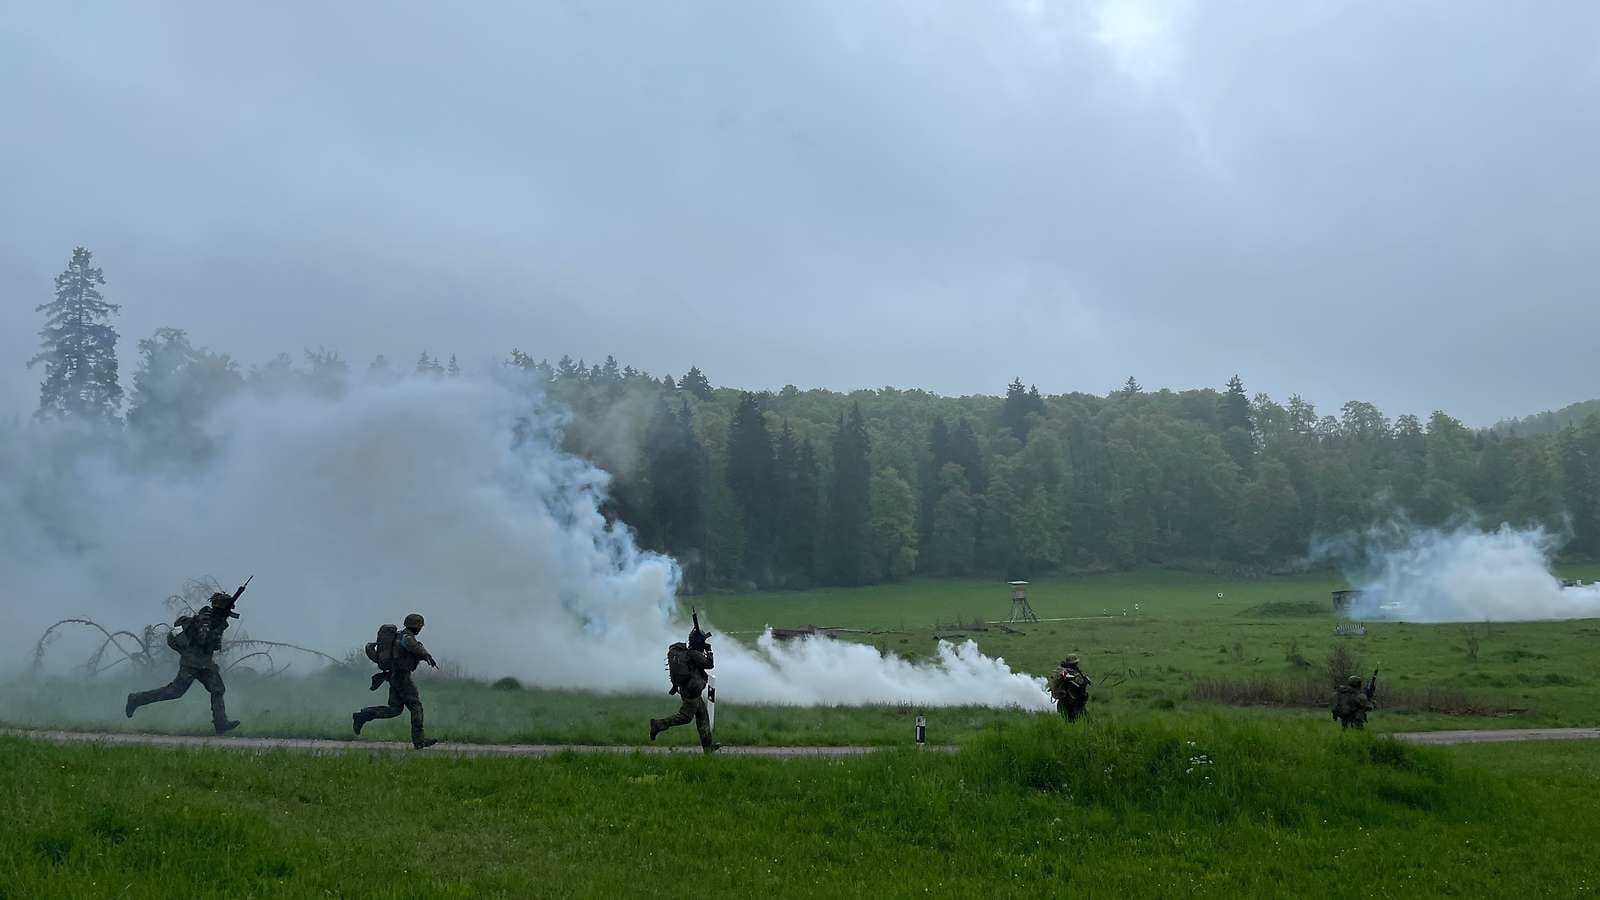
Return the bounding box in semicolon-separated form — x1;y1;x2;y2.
0;373;1048;709
1321;522;1600;622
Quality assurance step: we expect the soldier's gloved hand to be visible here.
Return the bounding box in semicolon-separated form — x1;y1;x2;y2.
426;656;439;668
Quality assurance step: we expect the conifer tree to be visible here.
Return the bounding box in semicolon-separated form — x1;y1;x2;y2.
680;366;713;400
30;247;122;422
826;403;872;584
725;392;776;580
447;354;461;377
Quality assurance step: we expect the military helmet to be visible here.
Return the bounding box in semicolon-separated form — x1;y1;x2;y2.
1061;654;1080;667
404;613;425;629
208;592;232;607
1348;675;1363;687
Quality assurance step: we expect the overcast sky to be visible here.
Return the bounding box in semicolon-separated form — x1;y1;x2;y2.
3;2;1597;425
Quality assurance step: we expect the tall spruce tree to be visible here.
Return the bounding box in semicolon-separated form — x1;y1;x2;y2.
826;403;872;584
773;422;820;584
1001;378;1032;441
680;366;713;400
725;392;776;581
1219;375;1255;471
30;247;122;422
646;397;707;574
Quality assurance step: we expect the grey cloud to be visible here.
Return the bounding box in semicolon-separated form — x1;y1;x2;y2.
3;1;1598;423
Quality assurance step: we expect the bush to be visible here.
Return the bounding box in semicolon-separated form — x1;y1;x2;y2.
491;677;523;692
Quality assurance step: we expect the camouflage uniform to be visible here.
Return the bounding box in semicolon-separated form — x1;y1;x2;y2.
354;623;435;748
1049;656;1091;723
651;642;717;751
1332;675;1375;729
126;605;237;734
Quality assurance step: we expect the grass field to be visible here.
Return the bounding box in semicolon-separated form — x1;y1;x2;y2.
7;568;1600;746
703;566;1600;731
3;715;1596;898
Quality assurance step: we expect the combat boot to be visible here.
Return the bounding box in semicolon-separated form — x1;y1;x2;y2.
703;742;722;754
649;719;663;741
125;694;137;719
352;712;367;735
216;720;241;735
413;738;438;750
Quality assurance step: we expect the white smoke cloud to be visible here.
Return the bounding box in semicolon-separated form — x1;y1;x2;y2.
0;373;1049;709
1327;523;1600;622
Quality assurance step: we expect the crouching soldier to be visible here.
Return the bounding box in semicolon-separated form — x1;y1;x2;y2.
1048;654;1092;723
353;613;438;749
1332;674;1376;729
126;589;243;735
649;619;719;753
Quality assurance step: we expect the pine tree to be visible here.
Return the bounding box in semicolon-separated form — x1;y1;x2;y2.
791;439;821;581
680;366;713;400
826;404;872;584
1001;378;1031;441
645;397;707;573
30;247;122;422
1219;375;1255;472
774;422;817;584
416;352;445;376
725;392;776;581
1120;376;1142;397
447;354;461;377
369;354;391;373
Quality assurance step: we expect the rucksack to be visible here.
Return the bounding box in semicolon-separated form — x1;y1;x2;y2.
166;614;195;653
365;623;400;670
666;642;693;689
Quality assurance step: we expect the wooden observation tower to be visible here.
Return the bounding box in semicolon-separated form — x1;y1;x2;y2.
1006;581;1039;623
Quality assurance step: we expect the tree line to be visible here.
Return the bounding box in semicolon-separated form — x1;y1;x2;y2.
24;247;1600;591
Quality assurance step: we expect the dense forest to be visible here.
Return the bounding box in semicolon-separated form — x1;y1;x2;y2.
21;248;1600;591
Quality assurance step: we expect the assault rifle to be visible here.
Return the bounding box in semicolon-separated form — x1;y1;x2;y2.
214;575;253;620
689;608;712;652
1364;666;1379;703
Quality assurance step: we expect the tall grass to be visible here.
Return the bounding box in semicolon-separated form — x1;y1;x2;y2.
3;716;1585;898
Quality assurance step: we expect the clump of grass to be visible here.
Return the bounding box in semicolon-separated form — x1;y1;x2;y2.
957;714;1479;826
1241;600;1326;617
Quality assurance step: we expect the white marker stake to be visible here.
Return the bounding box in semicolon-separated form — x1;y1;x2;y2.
705;673;717;732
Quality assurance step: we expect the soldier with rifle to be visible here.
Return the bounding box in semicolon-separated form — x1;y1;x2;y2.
352;613;439;750
649;610;719;753
125;577;251;734
1048;654;1092;723
1332;668;1378;729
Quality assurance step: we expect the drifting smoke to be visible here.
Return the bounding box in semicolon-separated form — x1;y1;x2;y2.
1318;522;1600;622
0;373;1048;709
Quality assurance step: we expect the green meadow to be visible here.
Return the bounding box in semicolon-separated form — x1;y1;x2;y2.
7;568;1600;747
3;715;1596;898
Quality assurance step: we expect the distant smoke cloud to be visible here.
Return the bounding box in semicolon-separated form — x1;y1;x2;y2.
1;373;1048;709
1316;522;1600;622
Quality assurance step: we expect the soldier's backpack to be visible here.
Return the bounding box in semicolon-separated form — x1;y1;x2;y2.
166;614;195;653
666;642;692;689
365;624;400;671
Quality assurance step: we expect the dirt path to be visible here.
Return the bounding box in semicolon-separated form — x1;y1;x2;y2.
0;728;932;757
6;727;1598;756
1392;728;1600;745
